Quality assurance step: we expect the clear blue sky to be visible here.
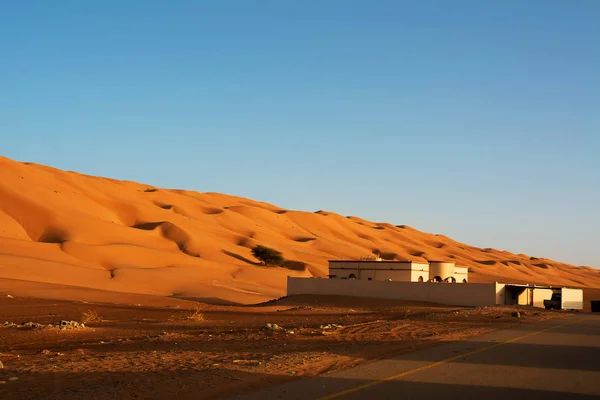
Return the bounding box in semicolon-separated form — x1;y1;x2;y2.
2;1;599;267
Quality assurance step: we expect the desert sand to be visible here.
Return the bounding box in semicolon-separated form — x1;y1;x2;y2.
0;290;568;400
0;155;599;305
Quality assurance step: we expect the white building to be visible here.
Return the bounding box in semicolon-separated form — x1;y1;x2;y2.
328;259;468;283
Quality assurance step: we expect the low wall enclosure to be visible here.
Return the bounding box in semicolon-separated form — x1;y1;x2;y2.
287;259;583;309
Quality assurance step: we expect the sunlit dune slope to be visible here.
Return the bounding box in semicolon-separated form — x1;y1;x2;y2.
0;156;598;304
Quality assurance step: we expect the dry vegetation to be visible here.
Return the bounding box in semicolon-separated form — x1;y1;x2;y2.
80;310;102;324
186;306;205;321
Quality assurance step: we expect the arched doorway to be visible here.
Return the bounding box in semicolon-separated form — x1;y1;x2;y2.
348;273;357;279
432;276;442;283
418;276;424;282
462;279;468;283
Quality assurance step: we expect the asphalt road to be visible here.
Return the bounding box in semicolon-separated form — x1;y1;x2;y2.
230;314;600;399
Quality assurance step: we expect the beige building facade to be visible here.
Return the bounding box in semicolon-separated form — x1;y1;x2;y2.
328;260;468;283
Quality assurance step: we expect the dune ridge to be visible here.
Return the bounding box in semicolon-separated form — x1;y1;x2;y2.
0;155;598;304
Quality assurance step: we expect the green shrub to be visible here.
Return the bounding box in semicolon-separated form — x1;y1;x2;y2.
251;245;284;266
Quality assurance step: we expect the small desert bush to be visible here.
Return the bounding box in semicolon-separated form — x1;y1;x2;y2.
186;306;205;321
251;245;284;266
81;310;103;324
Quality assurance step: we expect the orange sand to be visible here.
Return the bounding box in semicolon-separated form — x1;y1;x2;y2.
1;155;598;304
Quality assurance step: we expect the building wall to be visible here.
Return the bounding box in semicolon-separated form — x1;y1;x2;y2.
561;288;583;310
412;263;429;283
410;269;428;282
454;267;469;283
373;269;412;281
532;289;553;308
496;286;561;309
518;288;530;305
359;269;375;280
329;261;359;279
504;286;528;305
328;261;358;278
495;283;507;305
429;262;455;281
287;277;498;307
329;261;467;283
413;263;430;271
329;261;426;282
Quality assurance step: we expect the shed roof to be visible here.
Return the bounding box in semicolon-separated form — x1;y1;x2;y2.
504;284;556;289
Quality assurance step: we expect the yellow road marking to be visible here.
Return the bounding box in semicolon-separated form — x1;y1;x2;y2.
317;318;584;400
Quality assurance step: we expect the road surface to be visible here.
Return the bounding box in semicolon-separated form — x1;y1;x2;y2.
230;314;600;399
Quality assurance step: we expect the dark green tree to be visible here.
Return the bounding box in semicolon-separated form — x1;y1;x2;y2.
251;245;284;266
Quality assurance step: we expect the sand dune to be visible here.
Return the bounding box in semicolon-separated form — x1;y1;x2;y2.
0;155;598;304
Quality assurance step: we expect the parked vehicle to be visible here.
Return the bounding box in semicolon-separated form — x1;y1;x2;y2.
544;292;561;310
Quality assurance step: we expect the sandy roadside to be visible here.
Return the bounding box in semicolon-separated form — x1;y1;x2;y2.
0;288;572;400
